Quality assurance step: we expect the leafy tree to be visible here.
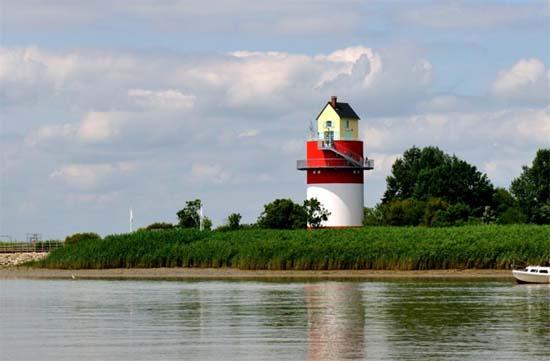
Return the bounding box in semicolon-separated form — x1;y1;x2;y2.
383;146;494;215
145;222;174;231
257;198;307;229
177;199;202;228
227;213;242;230
496;208;527;225
384;146;446;201
303;198;331;228
510;149;550;224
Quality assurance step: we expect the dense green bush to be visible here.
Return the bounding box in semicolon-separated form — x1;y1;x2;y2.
370;198;473;227
64;232;101;245
381;199;426;226
227;213;242;230
257;198;307;229
145;222;174;231
37;225;550;270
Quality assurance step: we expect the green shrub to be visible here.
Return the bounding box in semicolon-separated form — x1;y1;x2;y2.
257;198;306;229
64;232;101;245
145;222;174;231
533;203;550;225
431;203;471;227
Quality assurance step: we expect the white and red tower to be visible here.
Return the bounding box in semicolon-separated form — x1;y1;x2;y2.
297;96;373;227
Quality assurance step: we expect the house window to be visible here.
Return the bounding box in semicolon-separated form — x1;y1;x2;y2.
325;120;332;128
345;120;349;129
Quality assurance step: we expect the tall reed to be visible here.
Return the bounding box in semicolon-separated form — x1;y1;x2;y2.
36;225;550;270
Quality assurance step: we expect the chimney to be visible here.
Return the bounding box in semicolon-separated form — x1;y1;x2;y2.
330;96;337;108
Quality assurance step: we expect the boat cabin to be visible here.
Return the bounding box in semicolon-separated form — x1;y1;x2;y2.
525;266;549;274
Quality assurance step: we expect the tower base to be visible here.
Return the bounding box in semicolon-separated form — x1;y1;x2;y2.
307;183;364;227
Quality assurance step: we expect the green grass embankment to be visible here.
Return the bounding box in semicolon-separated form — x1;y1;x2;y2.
35;225;550;270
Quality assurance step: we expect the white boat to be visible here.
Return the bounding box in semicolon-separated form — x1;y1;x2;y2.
512;265;550;284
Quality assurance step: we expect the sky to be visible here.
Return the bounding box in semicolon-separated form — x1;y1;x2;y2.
1;0;549;240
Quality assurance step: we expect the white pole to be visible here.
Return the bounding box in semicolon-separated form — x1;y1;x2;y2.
129;208;134;232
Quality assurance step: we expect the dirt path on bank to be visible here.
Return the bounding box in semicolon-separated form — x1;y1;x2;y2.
0;267;513;281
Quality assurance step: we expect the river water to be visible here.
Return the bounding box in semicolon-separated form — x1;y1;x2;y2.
0;279;548;360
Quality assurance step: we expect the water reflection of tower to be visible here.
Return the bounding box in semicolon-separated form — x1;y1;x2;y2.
305;283;365;361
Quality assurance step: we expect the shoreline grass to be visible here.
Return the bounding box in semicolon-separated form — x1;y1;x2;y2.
35;225;550;270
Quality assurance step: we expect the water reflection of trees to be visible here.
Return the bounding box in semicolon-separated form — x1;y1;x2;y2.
383;282;499;359
382;281;550;360
305;282;365;361
257;288;307;330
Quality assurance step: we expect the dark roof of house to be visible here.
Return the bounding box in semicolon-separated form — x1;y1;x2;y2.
316;102;360;120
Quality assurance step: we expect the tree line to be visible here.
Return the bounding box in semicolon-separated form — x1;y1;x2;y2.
143;197;330;231
365;147;549;226
143;147;548;231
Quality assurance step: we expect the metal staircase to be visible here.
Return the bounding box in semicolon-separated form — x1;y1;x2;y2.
318;141;373;169
320;142;363;167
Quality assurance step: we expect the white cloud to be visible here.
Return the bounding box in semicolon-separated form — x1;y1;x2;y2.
64;192;120;206
27;105;196;148
318;46;383;87
364;107;550;153
50;162;137;191
513;107;550;144
366;152;400;181
191;164;232;184
491;58;549;104
238;129;260;138
77;111;123;144
483;159;527;187
416;95;476;113
25;123;75;146
0;47;50;105
2;45;431;120
127;89;195;110
4;1;361;35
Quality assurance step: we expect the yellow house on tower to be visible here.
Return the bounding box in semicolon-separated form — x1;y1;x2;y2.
316;96;360;141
